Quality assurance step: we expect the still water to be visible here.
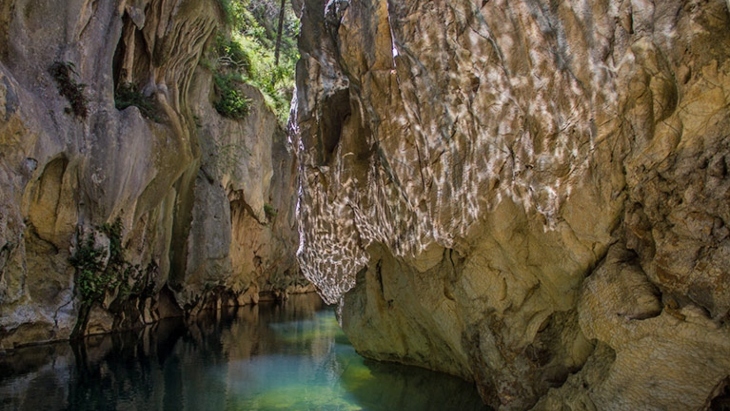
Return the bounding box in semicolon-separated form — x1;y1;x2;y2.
0;294;489;410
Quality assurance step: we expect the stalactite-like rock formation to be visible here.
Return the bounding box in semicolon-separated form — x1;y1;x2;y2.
292;0;730;409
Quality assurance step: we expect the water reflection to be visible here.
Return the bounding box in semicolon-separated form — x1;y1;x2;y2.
0;294;489;411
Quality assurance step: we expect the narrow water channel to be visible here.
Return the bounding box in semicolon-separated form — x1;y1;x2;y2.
0;294;489;410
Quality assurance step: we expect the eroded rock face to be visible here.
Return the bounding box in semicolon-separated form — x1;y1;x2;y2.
292;0;730;409
0;0;300;348
186;76;305;307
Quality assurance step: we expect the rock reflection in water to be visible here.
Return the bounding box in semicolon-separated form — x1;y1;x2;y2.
0;294;488;411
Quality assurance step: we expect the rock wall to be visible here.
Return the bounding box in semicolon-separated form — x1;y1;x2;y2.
292;0;730;409
0;0;301;349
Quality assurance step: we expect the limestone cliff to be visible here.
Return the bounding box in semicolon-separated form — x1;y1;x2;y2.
0;0;301;348
292;0;730;409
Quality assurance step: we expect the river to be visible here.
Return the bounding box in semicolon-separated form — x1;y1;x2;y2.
0;293;489;410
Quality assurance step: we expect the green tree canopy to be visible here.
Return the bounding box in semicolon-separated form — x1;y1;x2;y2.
214;0;299;123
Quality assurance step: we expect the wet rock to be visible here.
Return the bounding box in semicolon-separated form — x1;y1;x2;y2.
85;303;115;336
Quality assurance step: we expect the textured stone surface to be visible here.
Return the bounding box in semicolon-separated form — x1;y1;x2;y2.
571;244;730;410
185;76;306;305
0;0;301;348
293;0;730;409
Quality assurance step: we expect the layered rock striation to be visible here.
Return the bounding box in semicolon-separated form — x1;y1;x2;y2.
292;0;730;409
0;0;301;348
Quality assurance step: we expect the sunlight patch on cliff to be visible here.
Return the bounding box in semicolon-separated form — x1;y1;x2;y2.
293;0;605;303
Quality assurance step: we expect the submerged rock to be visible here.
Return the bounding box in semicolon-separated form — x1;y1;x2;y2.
292;0;730;409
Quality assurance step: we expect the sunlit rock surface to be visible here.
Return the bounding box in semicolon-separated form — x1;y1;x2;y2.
0;0;300;347
292;0;730;409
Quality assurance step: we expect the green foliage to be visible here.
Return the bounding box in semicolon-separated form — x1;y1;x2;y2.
213;73;251;119
215;35;252;75
206;0;299;123
69;218;142;307
70;234;113;304
216;0;231;24
114;82;161;122
100;218;126;277
264;203;277;219
69;219;157;339
48;61;88;119
215;0;240;26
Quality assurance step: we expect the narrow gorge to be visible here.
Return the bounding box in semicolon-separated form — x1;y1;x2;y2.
1;0;730;410
0;0;304;346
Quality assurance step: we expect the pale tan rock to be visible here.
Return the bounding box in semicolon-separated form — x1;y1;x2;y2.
184;71;301;306
85;303;115;336
575;244;730;411
294;0;730;409
237;282;260;306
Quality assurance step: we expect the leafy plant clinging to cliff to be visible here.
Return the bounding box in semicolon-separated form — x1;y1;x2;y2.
213;73;251;119
216;0;239;26
70;218;143;337
70;218;133;305
264;203;277;219
49;61;88;119
71;233;114;304
215;34;252;75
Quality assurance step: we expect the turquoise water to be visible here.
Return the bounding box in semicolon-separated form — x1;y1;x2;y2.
0;294;489;410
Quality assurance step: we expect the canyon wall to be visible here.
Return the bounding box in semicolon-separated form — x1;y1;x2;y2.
292;0;730;409
0;0;301;349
